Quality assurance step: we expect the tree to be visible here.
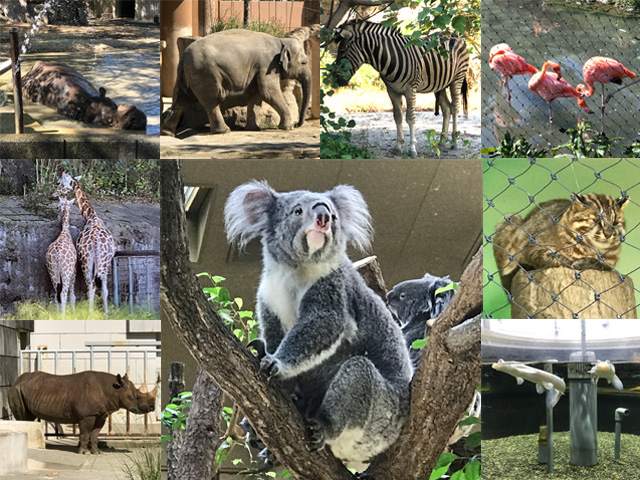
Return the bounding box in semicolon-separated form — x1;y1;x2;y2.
161;159;481;480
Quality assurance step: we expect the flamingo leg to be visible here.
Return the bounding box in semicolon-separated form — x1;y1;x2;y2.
505;76;511;102
547;101;554;124
600;83;605;133
604;77;640;105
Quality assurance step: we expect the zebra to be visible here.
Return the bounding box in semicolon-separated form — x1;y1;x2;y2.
333;21;469;157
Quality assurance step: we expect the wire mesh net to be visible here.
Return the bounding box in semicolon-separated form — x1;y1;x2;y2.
482;0;640;154
484;158;640;319
113;254;160;312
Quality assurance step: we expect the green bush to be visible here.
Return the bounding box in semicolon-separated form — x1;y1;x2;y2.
211;17;286;38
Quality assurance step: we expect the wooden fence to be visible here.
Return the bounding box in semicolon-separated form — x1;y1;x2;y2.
215;1;305;31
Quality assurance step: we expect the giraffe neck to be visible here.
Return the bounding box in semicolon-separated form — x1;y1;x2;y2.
73;183;99;223
61;202;71;233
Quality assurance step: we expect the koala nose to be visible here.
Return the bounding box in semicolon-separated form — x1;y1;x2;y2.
313;203;331;231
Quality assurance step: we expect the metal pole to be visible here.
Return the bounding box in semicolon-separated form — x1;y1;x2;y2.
544;363;554;474
128;257;134;314
54;351;58;374
9;28;24;134
72;351;76;373
113;257;119;309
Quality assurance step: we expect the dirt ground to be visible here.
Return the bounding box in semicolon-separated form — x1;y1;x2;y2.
343;110;481;159
160;119;320;159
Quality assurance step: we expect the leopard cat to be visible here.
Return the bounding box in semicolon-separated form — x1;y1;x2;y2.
493;192;628;292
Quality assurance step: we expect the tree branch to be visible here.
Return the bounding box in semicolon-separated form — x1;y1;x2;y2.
366;247;482;479
161;160;354;480
326;0;394;29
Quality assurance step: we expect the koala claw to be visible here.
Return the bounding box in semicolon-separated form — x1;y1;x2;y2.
259;354;281;380
305;419;326;452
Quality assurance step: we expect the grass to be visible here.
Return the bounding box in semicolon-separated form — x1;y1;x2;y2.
210;17;286;37
6;300;158;320
121;446;162;480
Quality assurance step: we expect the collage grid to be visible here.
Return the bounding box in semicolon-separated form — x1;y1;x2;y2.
0;1;638;479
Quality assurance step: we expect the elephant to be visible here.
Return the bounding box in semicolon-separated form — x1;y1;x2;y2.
161;29;312;136
22;61;147;130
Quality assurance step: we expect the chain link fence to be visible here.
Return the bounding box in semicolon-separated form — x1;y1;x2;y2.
112;251;160;314
484;158;640;319
482;0;640;154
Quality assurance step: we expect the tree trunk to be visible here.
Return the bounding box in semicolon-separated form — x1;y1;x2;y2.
160;159;481;480
243;0;250;27
172;368;224;480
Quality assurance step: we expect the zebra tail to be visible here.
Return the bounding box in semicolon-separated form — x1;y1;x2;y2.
461;78;469;118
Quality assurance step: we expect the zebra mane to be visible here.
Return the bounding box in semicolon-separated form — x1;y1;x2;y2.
340;20;404;37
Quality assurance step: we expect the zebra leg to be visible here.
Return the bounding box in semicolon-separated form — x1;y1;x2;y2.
435;90;452;147
449;81;463;149
387;89;404;154
405;91;418;158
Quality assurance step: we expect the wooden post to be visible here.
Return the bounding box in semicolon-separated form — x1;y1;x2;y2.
9;28;24;134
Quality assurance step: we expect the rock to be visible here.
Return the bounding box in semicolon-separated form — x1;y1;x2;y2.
0;1;28;22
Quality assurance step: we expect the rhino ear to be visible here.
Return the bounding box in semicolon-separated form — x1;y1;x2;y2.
114;374;124;389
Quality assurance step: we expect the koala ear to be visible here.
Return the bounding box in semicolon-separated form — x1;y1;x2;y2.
329;185;372;251
225;181;277;249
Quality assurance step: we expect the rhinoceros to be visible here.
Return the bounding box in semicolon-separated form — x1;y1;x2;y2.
8;371;157;454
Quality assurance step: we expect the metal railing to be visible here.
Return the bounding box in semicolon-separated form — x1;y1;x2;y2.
112;250;160;313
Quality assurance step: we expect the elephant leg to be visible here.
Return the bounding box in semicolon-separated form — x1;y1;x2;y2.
387;89;404;154
78;417;95;454
436;90;452;147
89;417;106;454
261;76;293;130
161;90;195;137
245;95;261;131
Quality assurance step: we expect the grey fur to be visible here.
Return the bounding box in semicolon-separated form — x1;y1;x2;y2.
387;273;455;369
224;181;412;471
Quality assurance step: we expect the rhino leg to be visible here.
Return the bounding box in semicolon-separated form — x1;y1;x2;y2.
78;416;103;454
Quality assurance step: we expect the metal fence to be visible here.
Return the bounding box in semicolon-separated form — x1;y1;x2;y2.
19;343;161;437
112;250;160;313
484;158;640;319
482;0;640;154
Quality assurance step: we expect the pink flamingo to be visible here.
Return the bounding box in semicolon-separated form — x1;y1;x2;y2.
528;61;592;124
489;43;538;101
576;56;640;131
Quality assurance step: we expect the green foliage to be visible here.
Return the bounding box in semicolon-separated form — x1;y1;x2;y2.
430;452;458;480
425;129;442;158
435;282;458;297
321;54;372;159
483;132;549;158
553;121;630;158
161;391;192;438
121;447;162;480
383;0;481;57
320;52;385;92
0;176;16;195
7;300;157;320
211;17;286;37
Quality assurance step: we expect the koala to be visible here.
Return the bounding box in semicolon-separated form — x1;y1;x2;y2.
386;273;455;369
224;181;413;471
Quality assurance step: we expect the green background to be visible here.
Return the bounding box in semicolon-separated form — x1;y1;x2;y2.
483;158;640;319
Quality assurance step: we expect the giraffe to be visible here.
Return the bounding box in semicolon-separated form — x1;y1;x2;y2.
45;197;77;315
56;172;116;313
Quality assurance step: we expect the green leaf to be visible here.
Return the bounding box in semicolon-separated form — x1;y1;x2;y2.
266;472;276;478
234;297;243;309
411;338;428;349
452;15;467;34
458;415;481;426
435;282;458;297
465;460;481;480
161;434;171;441
466;431;481;448
232;458;243;466
282;470;291;478
238;310;254;318
430;452;457;480
450;471;465;480
223;406;233;414
211;275;225;283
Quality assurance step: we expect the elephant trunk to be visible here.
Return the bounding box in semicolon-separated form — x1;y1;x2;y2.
296;69;312;128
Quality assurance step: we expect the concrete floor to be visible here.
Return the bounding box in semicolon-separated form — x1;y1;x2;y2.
2;438;160;480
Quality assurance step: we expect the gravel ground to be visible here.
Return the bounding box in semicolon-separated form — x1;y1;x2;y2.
337;111;481;159
483;431;640;480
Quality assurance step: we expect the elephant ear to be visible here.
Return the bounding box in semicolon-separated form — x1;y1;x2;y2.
280;44;292;73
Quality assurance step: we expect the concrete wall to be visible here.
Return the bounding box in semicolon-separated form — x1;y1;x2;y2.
24;320;161;434
0;321;34;421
